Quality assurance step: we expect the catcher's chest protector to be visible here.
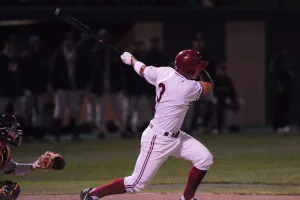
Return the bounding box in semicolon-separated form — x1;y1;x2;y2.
0;145;11;170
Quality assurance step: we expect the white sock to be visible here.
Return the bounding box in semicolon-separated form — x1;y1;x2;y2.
89;188;96;194
86;188;99;200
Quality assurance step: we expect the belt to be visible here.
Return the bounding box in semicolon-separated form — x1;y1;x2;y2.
149;124;180;139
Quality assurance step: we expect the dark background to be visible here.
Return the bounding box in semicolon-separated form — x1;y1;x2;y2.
0;0;300;126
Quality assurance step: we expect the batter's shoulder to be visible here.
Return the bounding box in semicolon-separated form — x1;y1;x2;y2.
155;66;175;81
150;66;173;71
154;66;174;75
0;145;11;171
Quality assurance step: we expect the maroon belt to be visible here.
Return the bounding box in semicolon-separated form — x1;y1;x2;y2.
149;124;180;138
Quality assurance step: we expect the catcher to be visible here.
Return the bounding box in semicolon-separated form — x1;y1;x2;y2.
0;113;65;200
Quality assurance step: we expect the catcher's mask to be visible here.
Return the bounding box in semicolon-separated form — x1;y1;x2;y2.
0;113;23;146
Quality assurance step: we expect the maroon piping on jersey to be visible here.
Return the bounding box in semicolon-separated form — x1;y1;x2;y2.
125;135;157;189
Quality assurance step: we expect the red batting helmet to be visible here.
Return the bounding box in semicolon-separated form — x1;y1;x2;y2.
175;49;208;74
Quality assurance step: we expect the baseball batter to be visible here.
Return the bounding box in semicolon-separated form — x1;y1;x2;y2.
81;49;214;200
0;113;65;200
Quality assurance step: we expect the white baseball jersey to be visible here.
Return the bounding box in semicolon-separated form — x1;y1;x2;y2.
143;66;203;132
124;66;213;195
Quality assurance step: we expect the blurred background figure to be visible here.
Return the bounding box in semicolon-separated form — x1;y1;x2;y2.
51;31;82;141
185;33;217;134
0;35;27;140
271;46;295;133
202;0;214;8
86;30;108;140
73;32;96;135
0;0;298;139
106;42;128;138
20;35;50;141
145;36;169;67
276;0;288;8
122;40;147;138
214;63;245;133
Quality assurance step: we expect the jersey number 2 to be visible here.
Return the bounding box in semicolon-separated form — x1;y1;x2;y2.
156;83;166;103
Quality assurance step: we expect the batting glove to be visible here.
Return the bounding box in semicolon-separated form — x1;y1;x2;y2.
32;159;40;170
121;52;134;65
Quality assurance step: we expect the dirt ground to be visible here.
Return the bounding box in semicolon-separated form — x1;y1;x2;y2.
19;193;300;200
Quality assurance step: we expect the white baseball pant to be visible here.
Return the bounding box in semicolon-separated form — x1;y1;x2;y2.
124;124;213;192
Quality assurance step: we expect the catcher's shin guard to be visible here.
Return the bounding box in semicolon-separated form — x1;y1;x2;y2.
80;188;98;200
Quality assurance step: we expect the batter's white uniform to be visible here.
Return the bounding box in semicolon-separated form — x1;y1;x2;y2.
124;66;213;192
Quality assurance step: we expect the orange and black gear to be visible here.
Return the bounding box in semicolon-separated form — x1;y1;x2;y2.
0;145;11;171
0;180;20;200
1;146;20;200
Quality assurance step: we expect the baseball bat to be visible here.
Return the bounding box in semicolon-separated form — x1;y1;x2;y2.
54;8;123;55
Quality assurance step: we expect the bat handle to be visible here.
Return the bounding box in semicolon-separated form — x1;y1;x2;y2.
97;39;123;55
108;45;123;55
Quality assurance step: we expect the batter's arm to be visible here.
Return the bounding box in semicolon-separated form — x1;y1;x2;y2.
199;69;214;94
121;52;158;85
120;52;148;77
130;57;147;77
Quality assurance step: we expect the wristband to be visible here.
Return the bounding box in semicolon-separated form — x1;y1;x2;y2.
134;61;145;76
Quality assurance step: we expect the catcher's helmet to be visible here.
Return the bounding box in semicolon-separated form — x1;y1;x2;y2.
0;113;22;146
175;49;208;75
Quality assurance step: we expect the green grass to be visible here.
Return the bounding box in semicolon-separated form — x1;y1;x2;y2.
3;133;300;194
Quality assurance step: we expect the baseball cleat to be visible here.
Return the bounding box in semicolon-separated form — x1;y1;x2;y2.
80;188;98;200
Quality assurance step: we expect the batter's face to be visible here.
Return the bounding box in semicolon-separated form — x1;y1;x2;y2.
192;68;201;79
183;68;201;80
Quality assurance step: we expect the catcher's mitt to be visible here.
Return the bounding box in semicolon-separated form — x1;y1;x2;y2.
36;151;65;170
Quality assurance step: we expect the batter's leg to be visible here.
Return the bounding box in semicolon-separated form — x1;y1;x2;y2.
81;129;174;199
172;132;213;200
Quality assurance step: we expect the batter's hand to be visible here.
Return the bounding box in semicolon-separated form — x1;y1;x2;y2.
121;52;136;65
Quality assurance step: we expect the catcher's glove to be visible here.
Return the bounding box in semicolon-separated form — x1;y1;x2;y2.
32;151;65;171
